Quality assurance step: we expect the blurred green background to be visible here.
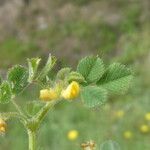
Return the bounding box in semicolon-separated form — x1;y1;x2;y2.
0;0;150;149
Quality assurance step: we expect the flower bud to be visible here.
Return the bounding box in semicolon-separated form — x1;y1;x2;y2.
40;89;58;101
0;118;6;133
61;81;80;100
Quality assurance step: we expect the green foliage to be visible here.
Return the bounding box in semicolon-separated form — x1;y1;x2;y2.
76;58;133;107
81;86;107;107
38;54;57;81
7;65;28;94
27;58;41;83
100;141;120;150
0;54;133;150
77;56;105;84
0;81;12;104
56;67;71;80
97;63;133;94
0;0;148;149
0;55;132;108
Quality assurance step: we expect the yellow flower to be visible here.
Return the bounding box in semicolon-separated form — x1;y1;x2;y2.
123;131;133;139
0;118;7;133
67;130;79;141
140;124;149;133
145;113;150;121
115;110;125;118
61;81;80;100
40;89;58;101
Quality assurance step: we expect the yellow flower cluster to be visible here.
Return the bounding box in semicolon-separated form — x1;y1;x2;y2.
0;118;6;133
67;130;79;141
39;81;80;101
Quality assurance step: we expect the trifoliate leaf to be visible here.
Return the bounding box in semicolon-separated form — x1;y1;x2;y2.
77;56;105;83
0;81;12;104
68;71;86;83
56;67;71;80
7;65;28;94
97;63;133;94
38;54;56;80
27;58;41;83
81;86;107;107
100;140;120;150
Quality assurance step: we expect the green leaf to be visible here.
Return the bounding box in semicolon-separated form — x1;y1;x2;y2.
7;65;28;94
68;71;86;83
0;81;12;104
27;58;41;83
77;56;105;83
38;54;56;80
100;140;120;150
56;67;71;80
26;101;44;116
81;86;107;107
97;63;133;94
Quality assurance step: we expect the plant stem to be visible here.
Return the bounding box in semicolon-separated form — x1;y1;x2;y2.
11;99;27;119
26;100;60;150
28;129;36;150
0;112;23;120
36;100;59;123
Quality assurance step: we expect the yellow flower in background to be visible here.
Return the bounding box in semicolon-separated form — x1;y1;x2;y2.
61;81;80;100
0;118;7;133
123;131;133;139
40;89;58;101
115;110;125;118
145;113;150;121
140;124;149;133
67;130;79;141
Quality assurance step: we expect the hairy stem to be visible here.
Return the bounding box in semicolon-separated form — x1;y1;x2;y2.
0;112;23;120
35;100;59;123
28;129;36;150
26;100;60;150
11;99;27;120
